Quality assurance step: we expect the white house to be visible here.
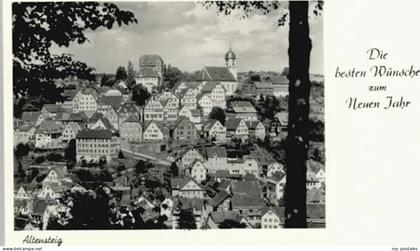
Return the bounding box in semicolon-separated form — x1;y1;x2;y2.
188;160;207;183
203;119;226;142
62;122;82;142
267;162;284;178
261;207;285;229
197;94;214;117
143;121;164;141
144;96;164;122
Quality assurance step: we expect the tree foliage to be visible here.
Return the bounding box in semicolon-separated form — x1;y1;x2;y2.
208;106;226;125
177;209;196;229
116;66;128;81
163;66;184;89
131;84;151;106
13;2;137;111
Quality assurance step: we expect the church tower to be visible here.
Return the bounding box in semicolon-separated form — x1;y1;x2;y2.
225;47;237;80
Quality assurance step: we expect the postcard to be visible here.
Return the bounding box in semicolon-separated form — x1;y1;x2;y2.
1;0;419;248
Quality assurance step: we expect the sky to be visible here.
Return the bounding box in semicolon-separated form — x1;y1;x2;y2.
51;2;324;75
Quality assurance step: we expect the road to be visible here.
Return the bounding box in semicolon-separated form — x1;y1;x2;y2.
120;143;173;166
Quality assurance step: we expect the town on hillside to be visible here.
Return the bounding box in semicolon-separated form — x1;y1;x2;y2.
14;48;325;230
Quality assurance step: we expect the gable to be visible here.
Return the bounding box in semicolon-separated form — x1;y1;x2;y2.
181;180;202;191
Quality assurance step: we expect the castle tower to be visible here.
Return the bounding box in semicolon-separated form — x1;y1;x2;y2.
225;47;237;80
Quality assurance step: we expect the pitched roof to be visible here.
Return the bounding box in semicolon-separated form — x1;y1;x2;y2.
307;159;324;175
307;187;325;204
66;122;81;133
210;190;230;207
62;89;78;100
119;102;140;114
88;112;104;123
267;171;286;183
42;104;64;113
231;181;262;197
18;123;35;132
21;111;41;122
230;101;257;113
203;119;223;131
123;113;141;124
245;121;263;130
97;117;114;130
206;146;227;158
99;95;124;110
202;67;236;82
307;204;325;219
254;82;273;89
210;211;241;224
261;207;285;221
76;129;113;139
201;81;223;93
225;118;245;130
231;194;264;208
36;120;61;134
190;109;202;117
174;117;196;130
137;67;159;78
170;177;201;190
139;55;164;66
265;75;288;85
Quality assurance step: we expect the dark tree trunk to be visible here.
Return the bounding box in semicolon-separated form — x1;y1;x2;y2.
285;1;312;228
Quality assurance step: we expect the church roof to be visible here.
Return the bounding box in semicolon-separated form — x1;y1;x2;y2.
202;67;236;82
225;47;236;60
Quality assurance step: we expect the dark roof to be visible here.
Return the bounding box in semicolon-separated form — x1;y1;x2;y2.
210;190;230;207
267;171;286;183
225;47;236;60
139;55;164;66
123;114;141;124
245;121;263;130
36;120;61;134
231;194;264;209
170;177;201;190
76;129;113;139
201;81;223;93
62;89;79;99
21;111;41;123
97;117;114;130
202;67;236;82
203;119;220;131
32;200;48;215
174;117;196;130
210;211;241;224
88;112;104;123
99;96;124;110
231;181;262;197
307;204;325;219
265;75;288;85
137;67;159;78
18;123;35;132
43;104;64;113
225;118;245;130
206;146;227;158
216;179;231;191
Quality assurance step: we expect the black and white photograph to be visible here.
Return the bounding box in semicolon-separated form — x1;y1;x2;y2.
12;1;324;231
